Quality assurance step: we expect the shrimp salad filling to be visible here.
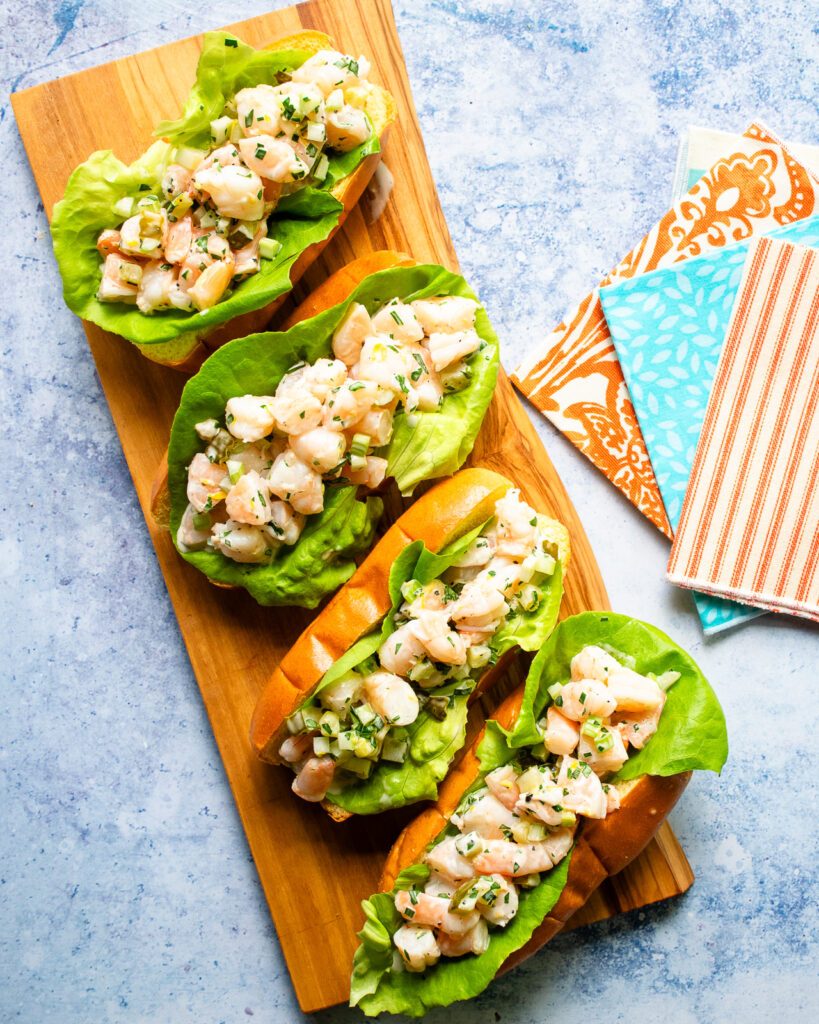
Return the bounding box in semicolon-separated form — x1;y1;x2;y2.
281;489;566;803
388;645;678;973
96;49;377;314
177;294;486;564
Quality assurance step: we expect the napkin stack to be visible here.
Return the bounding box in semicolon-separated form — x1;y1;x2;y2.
514;123;819;631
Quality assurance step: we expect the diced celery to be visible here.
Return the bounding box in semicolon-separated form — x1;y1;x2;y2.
226;460;244;485
166;192;193;223
210;115;236;146
381;736;408;763
518;583;541;612
326;89;343;112
454;831;483;859
286;711;305;734
196;208;219;229
337;731;356;752
259;237;282;260
312;154;329;182
113;196;134;219
319;710;340;737
118;262;142;286
547;682;563;702
192;511;212;532
466;645;491;669
355;703;376;726
519;872;541;889
313;736;330;757
306;122;326;143
345;757;373;779
175;146;208;171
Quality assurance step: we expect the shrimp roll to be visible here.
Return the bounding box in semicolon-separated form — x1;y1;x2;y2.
250;470;570;814
162;255;501;607
51;30;395;368
351;611;728;1015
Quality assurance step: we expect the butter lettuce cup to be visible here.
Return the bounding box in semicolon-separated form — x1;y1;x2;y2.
351;611;728;1016
250;468;570;814
159;257;501;608
51;30;395;370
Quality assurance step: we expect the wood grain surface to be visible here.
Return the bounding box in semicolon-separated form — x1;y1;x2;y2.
12;0;693;1012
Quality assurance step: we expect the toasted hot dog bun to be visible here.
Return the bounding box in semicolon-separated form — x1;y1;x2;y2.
379;686;690;970
150;250;414;532
250;468;513;774
157;31;397;372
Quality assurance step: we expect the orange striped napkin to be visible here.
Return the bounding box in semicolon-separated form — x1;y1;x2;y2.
512;123;818;539
667;236;819;622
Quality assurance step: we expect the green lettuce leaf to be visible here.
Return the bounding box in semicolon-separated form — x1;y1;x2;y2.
506;611;728;776
50;30;380;360
168;264;499;606
350;853;571;1016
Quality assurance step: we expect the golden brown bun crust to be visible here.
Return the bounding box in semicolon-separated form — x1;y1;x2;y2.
379;690;691;972
154;31;397;371
249;468;513;762
150;251;415;534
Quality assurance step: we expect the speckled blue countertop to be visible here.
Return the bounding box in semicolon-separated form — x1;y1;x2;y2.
3;2;817;1021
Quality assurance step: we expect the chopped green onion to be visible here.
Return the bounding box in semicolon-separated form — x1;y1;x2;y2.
113;196;134;219
259;237;283;260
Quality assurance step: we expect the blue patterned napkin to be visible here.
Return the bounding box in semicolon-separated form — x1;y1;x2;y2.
600;214;819;634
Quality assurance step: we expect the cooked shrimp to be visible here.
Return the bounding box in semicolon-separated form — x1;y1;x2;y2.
394;891;479;937
237;135;309;183
291;756;334;802
393;925;440;973
290;427;346;473
378;621;426;677
476;875;518;928
343;455;389;489
266;500;305;546
541;706;581;756
424;872;456;899
437;918;490;958
452;534;495;570
412;609;467;665
363;670;419;727
290;50;369;96
97;253;140;303
192;164;265;221
225;470;271;526
457;793;520;841
556;757;607;818
230;440;282;474
493;489;539;559
136;260;177;314
324;380;381;430
325;104;370;151
613;702;665;750
96;229;122;257
232;223;267;278
161;163;191;199
411;296;478;334
224;395;277;443
423;836;478;883
605;786;622;813
356;336;414;393
321;674;362;716
186;452;227;512
348;408;393;447
472;830;574;877
425;329;482;373
210;520;274;563
164;215;193;264
188;254;235;312
371;299;425;344
450;577;508;630
303;359;348;402
570;644;617;683
577;728;628;775
484;765;521;811
278;733;314;764
270;389;323;436
332;303;373;366
606;667;664;713
266;451;324;514
558;680;617;722
176;503;211;552
234;84;283;137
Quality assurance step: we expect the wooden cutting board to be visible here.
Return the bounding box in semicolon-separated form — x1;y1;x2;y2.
11;0;693;1012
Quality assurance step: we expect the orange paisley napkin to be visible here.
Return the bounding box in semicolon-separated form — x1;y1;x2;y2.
512;123;818;537
667;236;819;621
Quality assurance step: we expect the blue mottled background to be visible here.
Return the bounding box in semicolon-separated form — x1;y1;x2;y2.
2;1;818;1021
